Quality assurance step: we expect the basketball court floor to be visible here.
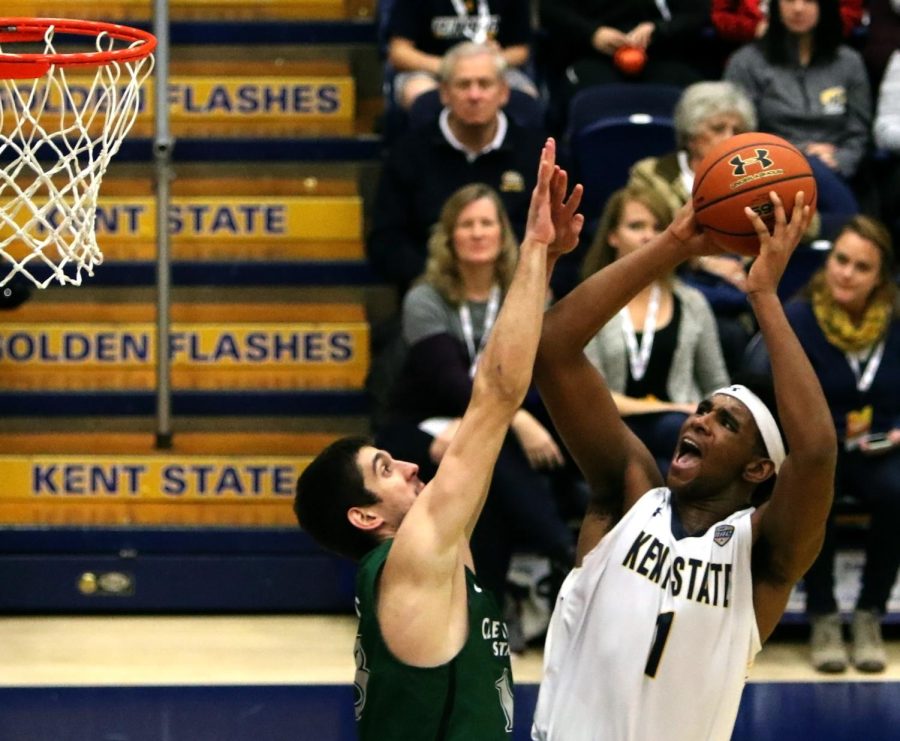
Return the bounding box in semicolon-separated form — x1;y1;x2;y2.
2;614;899;740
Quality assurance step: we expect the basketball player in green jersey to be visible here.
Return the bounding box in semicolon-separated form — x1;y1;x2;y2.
295;138;584;739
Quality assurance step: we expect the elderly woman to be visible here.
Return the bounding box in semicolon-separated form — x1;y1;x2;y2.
629;80;756;214
627;80;763;373
375;182;577;620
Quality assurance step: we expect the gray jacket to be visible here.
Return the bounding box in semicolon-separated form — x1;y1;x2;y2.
584;281;730;402
724;42;871;177
875;50;900;152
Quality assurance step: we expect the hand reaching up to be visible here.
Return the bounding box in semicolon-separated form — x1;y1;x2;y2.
548;163;584;260
524;138;559;247
745;190;811;297
525;137;585;249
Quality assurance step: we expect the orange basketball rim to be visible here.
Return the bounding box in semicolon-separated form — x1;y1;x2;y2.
0;18;156;79
0;18;156;288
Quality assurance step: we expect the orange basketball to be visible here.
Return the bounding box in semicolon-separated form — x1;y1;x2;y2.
691;132;817;256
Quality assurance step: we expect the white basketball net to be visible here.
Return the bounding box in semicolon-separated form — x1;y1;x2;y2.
0;25;154;287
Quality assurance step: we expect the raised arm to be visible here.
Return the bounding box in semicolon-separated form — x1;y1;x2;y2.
746;192;838;641
378;139;582;664
535;205;717;558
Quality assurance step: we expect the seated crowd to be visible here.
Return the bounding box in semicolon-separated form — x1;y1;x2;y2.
365;0;900;668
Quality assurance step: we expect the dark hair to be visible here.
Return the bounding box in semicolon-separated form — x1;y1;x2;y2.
763;0;842;66
294;436;380;561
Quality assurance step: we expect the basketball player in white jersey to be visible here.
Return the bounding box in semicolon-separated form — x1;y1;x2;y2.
531;191;837;741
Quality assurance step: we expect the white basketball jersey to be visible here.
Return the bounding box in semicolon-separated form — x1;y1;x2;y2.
532;488;761;741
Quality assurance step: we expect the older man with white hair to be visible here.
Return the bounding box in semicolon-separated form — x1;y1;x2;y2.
367;41;546;296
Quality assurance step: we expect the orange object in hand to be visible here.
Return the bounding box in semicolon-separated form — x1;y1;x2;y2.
613;45;647;75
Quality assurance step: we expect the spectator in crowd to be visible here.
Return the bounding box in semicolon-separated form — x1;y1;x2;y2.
744;215;900;674
385;0;538;110
628;80;761;372
724;0;872;234
375;182;578;618
537;0;709;106
367;41;546;298
580;185;730;476
629;81;755;216
874;49;900;249
711;0;863;43
861;0;900;92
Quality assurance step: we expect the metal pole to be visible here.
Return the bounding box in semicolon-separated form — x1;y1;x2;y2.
154;0;174;449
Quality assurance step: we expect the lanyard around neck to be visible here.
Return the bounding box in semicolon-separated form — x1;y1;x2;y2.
620;283;662;382
459;284;501;379
654;0;672;21
449;0;492;42
846;340;885;392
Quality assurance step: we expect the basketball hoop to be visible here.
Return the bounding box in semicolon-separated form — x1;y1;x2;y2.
0;18;156;288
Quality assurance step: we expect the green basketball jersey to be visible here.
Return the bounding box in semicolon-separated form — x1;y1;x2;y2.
353;540;514;740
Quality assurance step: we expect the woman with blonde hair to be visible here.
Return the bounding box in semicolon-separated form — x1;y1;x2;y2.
422;183;519;304
376;182;577;625
581;185;730;475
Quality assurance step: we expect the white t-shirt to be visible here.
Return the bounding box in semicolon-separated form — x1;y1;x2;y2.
532;488;761;741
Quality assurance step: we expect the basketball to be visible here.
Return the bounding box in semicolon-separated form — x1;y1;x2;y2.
691;132;817;256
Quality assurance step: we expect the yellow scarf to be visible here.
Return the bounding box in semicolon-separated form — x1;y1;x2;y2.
811;272;892;353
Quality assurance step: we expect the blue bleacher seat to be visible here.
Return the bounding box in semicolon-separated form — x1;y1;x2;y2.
564;83;682;220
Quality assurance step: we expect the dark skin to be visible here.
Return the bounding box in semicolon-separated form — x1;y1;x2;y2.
536;191;837;641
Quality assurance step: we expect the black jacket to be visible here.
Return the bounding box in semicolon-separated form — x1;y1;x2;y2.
366;117;546;292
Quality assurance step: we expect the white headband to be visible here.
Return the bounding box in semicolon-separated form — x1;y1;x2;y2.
713;384;786;473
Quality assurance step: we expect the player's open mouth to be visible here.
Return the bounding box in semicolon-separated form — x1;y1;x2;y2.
675;437;702;464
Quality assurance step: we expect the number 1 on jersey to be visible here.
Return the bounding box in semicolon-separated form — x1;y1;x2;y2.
645;611;675;678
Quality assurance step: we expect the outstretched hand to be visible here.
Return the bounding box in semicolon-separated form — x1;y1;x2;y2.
745;190;811;296
525;138;558;246
548;164;585;259
525;138;585;255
